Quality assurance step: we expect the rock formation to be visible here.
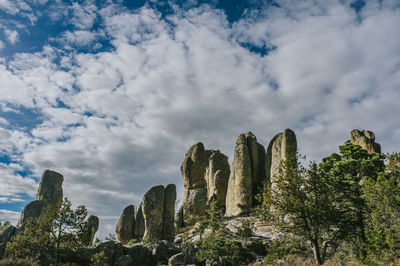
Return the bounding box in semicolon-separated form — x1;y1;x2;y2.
162;184;177;242
116;205;135;244
36;169;64;206
15;200;47;231
82;215;99;246
346;129;381;154
206;150;230;207
134;203;145;240
225;132;267;216
177;143;230;227
266;129;297;192
121;184;176;242
142;185;165;241
15;170;64;232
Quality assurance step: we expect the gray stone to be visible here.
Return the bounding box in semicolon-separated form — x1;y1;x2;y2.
134;203;144;240
142;185;165;241
82;215;99;246
168;252;185;266
225;134;253;216
162;184;176;242
16;200;46;230
266;129;297;192
116;205;135;244
127;244;154;266
206;150;230;207
36;169;64;206
348;129;381;154
181;143;208;189
0;222;15;243
182;188;208;225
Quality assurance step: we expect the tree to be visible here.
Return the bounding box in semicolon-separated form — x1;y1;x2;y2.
206;197;222;233
5;198;89;264
237;219;252;245
363;152;400;264
51;197;88;263
319;143;385;260
268;155;344;265
5;205;54;263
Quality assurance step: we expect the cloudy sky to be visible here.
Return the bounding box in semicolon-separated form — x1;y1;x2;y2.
0;0;399;238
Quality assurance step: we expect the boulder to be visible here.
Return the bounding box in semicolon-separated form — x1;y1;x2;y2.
142;185;165;241
115;254;133;266
225;134;253;216
152;240;180;265
116;205;135;244
133;203;144;240
266;129;297;192
16;200;46;231
179;143;230;226
82;215;99;246
127;244;154;266
181;143;208;189
162;184;176;242
169;252;185;266
36;169;64;207
348;129;381;154
206;151;230;207
182;188;208;225
0;222;16;258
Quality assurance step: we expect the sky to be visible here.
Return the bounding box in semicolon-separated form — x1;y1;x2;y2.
0;0;399;238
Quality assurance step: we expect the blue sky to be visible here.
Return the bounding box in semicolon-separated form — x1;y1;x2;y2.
0;0;400;238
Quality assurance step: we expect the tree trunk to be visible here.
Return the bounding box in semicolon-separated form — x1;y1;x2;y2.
312;240;323;265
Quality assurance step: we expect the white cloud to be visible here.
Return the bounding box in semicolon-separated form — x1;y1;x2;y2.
0;1;399;238
0;209;20;225
4;29;19;44
0;40;4;49
58;30;97;47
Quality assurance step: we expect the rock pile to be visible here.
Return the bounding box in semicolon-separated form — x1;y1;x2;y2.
346;129;381;154
176;143;230;227
116;184;176;243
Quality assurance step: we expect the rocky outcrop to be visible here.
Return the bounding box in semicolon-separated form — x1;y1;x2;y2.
206;151;230;207
15;169;64;232
225;132;267;216
346;129;381;154
82;215;99;246
162;184;177;242
135;184;176;242
0;223;16;258
116;205;135;244
16;200;46;231
266;129;297;192
36;169;64;206
142;185;165;242
178;143;230;227
134;203;144;240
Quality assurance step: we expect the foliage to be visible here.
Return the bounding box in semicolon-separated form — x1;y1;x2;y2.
0;222;11;232
5;205;54;262
319;143;385;260
196;234;253;265
4;198;90;264
90;251;109;265
264;235;312;264
104;233;117;242
206;197;222;233
363;152;400;264
245;238;266;256
236;219;252;245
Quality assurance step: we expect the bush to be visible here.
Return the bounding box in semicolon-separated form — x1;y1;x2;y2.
264;235;312;264
196;235;253;265
246;239;267;256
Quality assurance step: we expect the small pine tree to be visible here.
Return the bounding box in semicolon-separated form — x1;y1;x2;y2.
237;219;252;245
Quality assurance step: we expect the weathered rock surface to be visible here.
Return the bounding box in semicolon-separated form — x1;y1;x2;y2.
142;185;165;241
16;200;46;230
179;143;230;226
82;215;99;246
347;129;381;154
116;205;135;244
0;223;16;258
206;150;230;207
266;129;297;192
133;203;144;240
162;184;177;242
36;169;64;206
168;252;185;266
225;132;267;216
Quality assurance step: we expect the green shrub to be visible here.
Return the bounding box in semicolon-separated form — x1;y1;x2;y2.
196;235;253;265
